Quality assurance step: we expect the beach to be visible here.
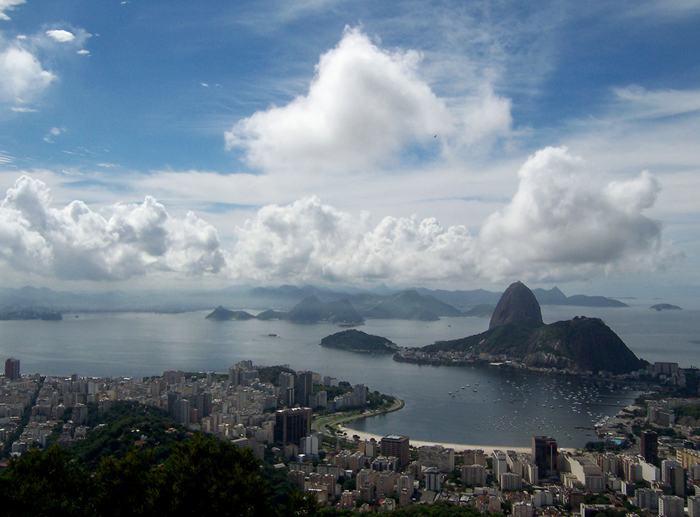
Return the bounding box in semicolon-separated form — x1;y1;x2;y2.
338;425;536;454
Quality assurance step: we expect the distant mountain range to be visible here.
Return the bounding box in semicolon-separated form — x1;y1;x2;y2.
416;286;627;308
0;283;628;315
206;289;461;323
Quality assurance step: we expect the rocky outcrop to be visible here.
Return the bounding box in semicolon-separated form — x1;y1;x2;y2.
416;281;645;374
489;281;543;330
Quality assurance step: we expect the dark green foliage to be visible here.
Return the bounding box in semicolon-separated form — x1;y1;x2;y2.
528;317;645;373
258;365;296;386
92;449;158;517
0;403;318;517
320;329;397;353
585;440;625;452
156;434;271;516
70;401;188;466
388;505;499;516
0;446;92;517
676;403;700;419
367;389;395;410
314;383;351;398
585;494;611;504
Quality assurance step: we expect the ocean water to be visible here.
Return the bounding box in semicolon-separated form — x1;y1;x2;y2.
1;303;698;447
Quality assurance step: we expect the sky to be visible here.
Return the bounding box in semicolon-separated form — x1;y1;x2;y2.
0;0;699;298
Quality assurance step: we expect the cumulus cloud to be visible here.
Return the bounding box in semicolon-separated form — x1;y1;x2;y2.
45;29;75;43
476;147;668;280
225;27;511;173
0;0;25;21
0;176;226;280
0;148;672;284
228;196;474;283
228;147;670;284
0;45;55;105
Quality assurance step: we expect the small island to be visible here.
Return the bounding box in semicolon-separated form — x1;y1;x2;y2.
0;308;62;321
205;306;255;321
320;329;398;354
650;303;682;311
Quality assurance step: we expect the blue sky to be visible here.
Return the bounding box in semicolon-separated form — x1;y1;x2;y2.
0;0;699;298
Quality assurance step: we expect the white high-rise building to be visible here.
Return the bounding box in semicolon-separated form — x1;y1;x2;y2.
301;433;319;456
492;450;508;480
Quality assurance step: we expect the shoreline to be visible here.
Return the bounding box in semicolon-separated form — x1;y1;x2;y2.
392;353;654;388
338;425;537;454
312;397;406;436
316;398;573;455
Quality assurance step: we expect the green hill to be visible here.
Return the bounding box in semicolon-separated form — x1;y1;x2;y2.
320;329;398;353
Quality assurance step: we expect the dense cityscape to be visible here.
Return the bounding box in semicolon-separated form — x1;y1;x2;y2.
3;354;700;516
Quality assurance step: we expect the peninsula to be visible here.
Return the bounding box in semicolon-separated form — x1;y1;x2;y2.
395;281;645;375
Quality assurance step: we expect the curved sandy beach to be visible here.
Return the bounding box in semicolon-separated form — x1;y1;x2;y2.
338;425;535;454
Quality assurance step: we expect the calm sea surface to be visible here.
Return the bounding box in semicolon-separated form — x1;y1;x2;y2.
1;303;699;447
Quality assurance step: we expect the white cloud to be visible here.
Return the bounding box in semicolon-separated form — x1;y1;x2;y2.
228;196;475;283
10;105;35;112
77;49;90;56
477;147;669;281
0;45;55;105
613;86;700;120
0;0;25;21
45;29;76;43
225;27;511;173
227;147;670;284
0;176;226;280
0;147;675;285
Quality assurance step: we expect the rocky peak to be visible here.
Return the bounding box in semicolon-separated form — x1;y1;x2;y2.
489;281;544;330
